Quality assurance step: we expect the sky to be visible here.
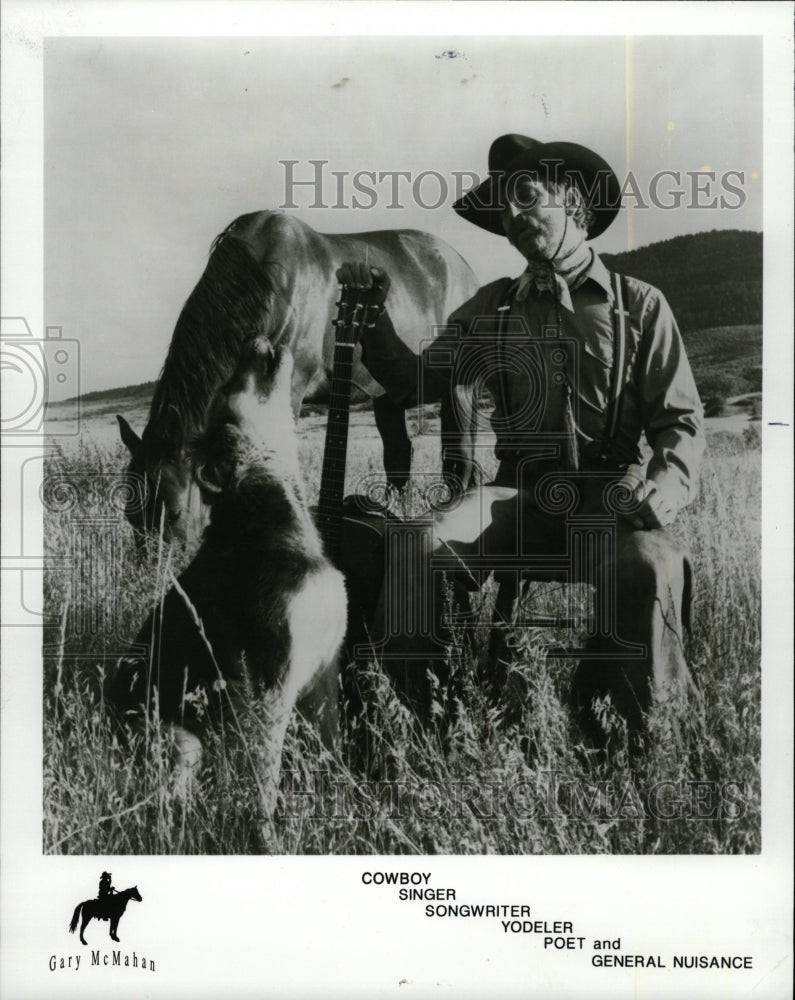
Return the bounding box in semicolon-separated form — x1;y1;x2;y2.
43;33;763;396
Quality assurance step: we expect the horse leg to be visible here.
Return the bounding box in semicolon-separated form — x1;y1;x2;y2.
110;917;120;942
80;915;90;946
373;394;412;493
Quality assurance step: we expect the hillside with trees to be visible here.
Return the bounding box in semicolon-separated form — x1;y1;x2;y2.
601;229;762;334
49;229;763;423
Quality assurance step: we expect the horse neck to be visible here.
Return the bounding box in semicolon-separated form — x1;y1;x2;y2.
140;425;187;491
145;229;289;468
143;393;188;470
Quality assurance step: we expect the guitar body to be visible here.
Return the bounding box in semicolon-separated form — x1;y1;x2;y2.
316;275;457;754
337;493;405;642
314;281;401;747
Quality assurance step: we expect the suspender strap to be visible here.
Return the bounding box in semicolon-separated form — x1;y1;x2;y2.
600;271;631;462
496;279;520;432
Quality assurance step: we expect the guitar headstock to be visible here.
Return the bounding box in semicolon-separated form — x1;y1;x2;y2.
334;277;387;344
333;285;367;346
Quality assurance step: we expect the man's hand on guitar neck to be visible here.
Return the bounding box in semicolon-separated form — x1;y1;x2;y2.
335;263;391;326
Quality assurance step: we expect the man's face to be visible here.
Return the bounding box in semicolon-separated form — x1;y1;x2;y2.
500;175;570;262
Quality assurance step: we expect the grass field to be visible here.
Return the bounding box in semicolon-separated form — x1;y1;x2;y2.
42;411;761;856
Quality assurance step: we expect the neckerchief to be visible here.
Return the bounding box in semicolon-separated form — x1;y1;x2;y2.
515;241;593;307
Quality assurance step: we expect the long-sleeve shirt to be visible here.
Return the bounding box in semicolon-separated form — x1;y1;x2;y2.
361;251;706;511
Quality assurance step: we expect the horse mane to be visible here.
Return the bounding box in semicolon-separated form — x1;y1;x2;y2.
144;223;283;462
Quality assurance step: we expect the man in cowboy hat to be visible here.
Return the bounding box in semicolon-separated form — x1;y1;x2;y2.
97;871;116;899
340;133;705;752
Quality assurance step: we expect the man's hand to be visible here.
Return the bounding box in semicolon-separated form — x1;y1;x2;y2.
618;472;678;530
335;262;391;310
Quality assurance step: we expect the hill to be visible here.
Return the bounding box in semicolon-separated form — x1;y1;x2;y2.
602;229;761;333
47;229;762;424
681;324;762;414
70;381;156;418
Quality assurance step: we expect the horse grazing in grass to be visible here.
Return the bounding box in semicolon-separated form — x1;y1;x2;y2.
69;886;142;946
117;210;477;544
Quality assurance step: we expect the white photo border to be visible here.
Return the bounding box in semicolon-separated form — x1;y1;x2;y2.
1;3;792;998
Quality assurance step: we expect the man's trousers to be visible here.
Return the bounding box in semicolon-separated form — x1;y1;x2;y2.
372;471;694;747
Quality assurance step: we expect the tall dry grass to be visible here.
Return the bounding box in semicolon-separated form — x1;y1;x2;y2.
43;426;760;855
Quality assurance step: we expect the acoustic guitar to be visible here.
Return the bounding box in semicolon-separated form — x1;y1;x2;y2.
315;281;396;659
317;282;468;728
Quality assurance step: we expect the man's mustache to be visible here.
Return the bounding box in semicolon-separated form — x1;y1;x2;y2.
507;220;542;244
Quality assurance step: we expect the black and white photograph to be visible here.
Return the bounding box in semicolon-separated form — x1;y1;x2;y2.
2;2;792;998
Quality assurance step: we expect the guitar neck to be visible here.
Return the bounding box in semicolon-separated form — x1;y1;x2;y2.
317;285;382;559
317;340;356;559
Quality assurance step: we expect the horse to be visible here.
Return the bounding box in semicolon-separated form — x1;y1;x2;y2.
68;886;142;946
117;209;478;545
106;339;346;823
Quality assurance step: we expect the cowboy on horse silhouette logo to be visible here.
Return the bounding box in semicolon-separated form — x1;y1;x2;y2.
68;873;142;946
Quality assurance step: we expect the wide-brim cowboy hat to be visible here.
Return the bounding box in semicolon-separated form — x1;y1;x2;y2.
453;134;621;239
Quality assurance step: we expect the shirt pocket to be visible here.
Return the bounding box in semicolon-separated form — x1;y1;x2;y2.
579;326;614;368
576;324;614;414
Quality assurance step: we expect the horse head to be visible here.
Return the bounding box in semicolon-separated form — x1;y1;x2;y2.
117;415;190;547
128;886;143;902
